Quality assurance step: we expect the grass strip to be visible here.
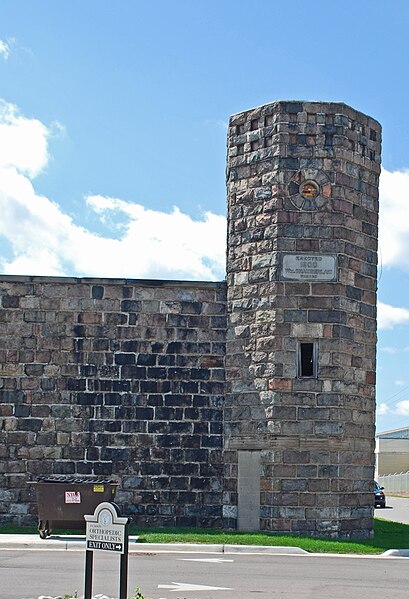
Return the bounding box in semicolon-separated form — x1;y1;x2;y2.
0;518;408;555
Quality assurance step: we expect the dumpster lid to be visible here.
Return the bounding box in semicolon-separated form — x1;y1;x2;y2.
37;476;118;484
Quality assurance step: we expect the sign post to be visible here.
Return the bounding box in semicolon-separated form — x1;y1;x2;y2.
84;502;130;599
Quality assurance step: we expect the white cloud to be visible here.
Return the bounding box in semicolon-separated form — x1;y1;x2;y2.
379;346;399;354
395;380;406;387
395;400;409;416
378;301;409;330
377;403;390;415
84;195;226;279
3;100;409;285
0;39;10;60
0;100;49;177
0;99;226;281
204;119;228;130
379;168;409;269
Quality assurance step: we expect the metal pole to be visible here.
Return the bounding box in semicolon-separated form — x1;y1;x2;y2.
84;549;93;599
119;519;130;599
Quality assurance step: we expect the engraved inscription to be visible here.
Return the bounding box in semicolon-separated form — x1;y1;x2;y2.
282;254;337;281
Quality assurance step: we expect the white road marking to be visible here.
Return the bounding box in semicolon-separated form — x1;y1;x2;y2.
158;581;233;592
178;557;234;563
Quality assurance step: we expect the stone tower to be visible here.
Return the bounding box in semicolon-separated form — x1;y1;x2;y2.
224;101;381;539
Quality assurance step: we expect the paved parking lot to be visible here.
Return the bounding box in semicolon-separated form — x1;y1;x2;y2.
376;495;409;524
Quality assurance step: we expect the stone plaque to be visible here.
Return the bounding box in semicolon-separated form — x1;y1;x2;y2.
282;254;337;281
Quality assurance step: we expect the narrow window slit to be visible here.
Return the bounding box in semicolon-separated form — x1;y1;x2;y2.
298;342;317;378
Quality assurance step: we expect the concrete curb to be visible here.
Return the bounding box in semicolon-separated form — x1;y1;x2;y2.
129;542;308;555
382;549;409;557
223;544;308;555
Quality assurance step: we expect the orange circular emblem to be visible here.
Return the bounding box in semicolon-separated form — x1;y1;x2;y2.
300;180;319;199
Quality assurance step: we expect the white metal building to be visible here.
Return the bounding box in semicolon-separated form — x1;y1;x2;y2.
375;426;409;478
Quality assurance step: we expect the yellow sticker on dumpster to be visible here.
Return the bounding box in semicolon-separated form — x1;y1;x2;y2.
93;484;105;493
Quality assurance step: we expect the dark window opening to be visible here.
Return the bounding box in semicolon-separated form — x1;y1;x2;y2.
324;134;333;147
298;342;316;378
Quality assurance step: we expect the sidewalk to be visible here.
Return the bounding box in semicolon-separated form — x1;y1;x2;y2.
1;533;409;557
0;533;308;555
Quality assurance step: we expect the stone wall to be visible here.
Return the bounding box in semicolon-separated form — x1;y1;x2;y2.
225;101;381;538
0;276;226;527
0;99;382;539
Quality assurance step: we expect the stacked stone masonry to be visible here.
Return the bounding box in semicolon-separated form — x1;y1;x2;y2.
225;101;381;538
0;100;381;539
0;278;226;528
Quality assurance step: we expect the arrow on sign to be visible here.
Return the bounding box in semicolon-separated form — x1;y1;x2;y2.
158;581;233;592
178;558;234;563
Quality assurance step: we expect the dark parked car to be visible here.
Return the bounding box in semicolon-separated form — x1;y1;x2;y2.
374;481;386;508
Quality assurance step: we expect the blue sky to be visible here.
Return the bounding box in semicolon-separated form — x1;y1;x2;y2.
1;0;409;432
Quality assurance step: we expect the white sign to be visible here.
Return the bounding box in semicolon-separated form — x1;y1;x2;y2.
65;491;81;504
282;254;336;281
86;521;125;553
85;502;128;554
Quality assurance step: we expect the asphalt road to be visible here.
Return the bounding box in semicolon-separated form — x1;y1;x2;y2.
1;496;408;599
377;495;409;524
1;550;409;599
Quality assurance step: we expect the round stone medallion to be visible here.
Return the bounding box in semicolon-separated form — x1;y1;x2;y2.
288;170;331;210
